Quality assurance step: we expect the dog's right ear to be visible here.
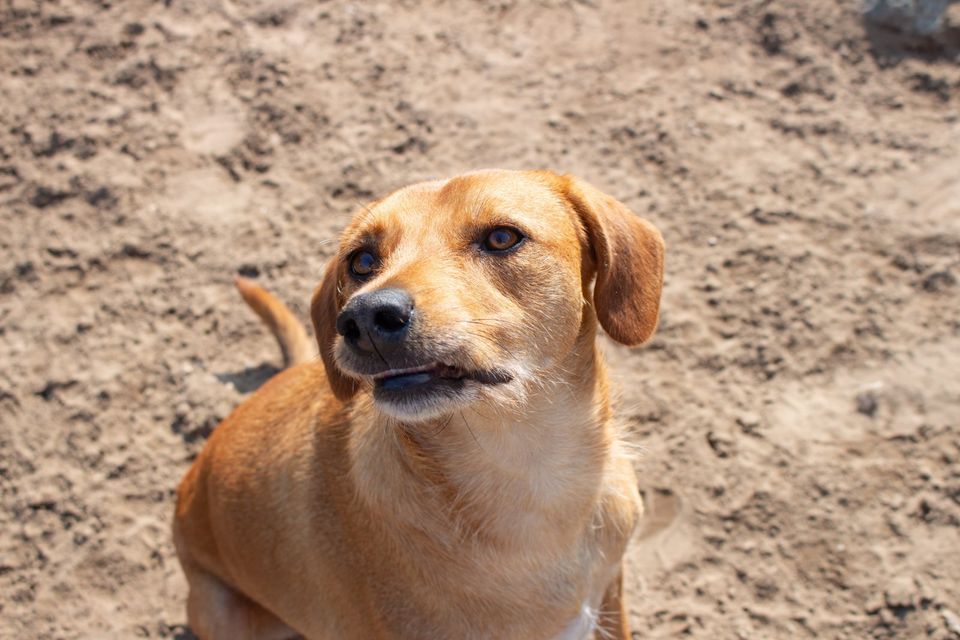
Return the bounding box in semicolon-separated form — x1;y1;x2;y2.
311;258;359;402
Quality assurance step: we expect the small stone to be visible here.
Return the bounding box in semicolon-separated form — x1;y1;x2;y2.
884;576;916;610
84;186;116;208
942;609;960;635
546;115;565;130
922;270;956;292
864;0;952;35
865;594;884;613
30;185;73;208
856;392;878;417
879;607;896;626
707;431;734;458
880;492;905;510
736;412;762;434
238;263;260;278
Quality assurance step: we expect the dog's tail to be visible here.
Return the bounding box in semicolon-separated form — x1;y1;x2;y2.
234;276;316;368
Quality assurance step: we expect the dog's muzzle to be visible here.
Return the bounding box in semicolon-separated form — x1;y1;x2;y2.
335;288;512;411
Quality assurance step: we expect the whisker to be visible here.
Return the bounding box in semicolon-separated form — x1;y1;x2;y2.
459;411;486;455
366;329;390;367
425;413;454;439
458;329;502;348
454;318;507;326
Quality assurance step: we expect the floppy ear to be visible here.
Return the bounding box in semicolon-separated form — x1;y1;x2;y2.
311;258;359;401
563;176;665;346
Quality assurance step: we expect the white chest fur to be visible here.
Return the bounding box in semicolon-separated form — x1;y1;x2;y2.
552;601;598;640
551;553;625;640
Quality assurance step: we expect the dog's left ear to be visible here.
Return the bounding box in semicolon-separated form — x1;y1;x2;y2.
311;258;359;401
562;175;665;346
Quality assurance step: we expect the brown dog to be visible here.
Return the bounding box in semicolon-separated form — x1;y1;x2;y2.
173;170;665;639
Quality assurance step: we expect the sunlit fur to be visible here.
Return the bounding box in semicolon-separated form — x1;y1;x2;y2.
174;170;664;640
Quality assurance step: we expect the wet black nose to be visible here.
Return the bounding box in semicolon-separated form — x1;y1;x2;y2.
336;288;414;354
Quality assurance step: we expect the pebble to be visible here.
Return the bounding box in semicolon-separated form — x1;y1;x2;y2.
707;430;735;458
736;412;761;435
943;609;960;635
856;391;878;417
865;594;884;613
884;575;916;610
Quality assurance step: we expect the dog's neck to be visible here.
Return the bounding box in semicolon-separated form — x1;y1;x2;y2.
346;328;615;553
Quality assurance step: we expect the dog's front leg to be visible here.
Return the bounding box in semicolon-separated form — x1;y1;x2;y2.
184;566;300;640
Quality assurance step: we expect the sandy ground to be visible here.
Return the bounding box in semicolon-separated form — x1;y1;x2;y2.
2;1;960;638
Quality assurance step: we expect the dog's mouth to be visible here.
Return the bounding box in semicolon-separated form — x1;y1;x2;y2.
372;362;512;394
338;343;516;418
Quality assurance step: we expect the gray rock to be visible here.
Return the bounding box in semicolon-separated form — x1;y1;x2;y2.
863;0;954;35
856;391;879;417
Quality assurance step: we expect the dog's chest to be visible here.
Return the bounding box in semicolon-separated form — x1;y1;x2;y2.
552;601;598;640
550;556;622;640
370;535;617;640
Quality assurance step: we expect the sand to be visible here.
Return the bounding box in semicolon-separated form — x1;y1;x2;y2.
2;1;959;638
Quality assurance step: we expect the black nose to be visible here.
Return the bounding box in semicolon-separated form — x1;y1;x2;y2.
336;288;414;355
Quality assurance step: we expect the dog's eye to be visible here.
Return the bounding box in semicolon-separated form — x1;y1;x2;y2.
482;227;524;253
349;250;377;278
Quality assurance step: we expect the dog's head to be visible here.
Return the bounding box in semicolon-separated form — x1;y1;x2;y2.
311;170;664;421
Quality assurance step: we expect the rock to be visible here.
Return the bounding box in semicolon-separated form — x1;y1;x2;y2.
922;270;956;292
237;263;260;278
863;0;954;35
865;593;885;613
943;608;960;636
884;576;917;610
707;430;735;458
736;412;762;435
856;392;879;417
84;186;116;208
30;185;74;208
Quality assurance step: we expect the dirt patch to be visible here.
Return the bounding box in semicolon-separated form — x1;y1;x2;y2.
2;1;959;638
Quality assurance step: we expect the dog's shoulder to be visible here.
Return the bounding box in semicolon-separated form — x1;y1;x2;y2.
212;361;347;441
178;360;350;509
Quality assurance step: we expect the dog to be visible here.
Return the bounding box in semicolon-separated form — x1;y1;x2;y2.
173;169;665;639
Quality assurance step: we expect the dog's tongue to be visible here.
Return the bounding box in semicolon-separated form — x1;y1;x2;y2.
379;372;434;391
378;364;509;390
